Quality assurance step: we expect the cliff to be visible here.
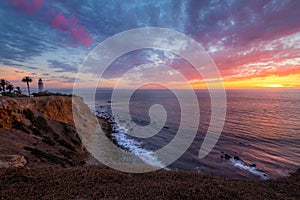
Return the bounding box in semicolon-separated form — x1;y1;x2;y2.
0;96;96;167
0;96;299;199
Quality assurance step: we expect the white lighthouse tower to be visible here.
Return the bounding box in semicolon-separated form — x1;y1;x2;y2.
38;78;44;93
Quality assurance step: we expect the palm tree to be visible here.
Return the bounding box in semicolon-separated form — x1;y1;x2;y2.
22;76;32;97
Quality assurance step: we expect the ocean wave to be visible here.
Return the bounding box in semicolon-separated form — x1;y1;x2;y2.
94;106;168;170
230;159;269;180
221;152;269;180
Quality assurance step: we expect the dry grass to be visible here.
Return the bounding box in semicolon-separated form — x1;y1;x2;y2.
0;166;299;200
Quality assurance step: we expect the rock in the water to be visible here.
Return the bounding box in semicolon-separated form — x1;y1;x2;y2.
224;154;232;160
250;164;256;168
234;156;240;160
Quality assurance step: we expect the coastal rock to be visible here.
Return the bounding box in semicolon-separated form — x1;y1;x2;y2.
220;152;268;179
234;156;240;160
249;164;256;168
224;153;232;160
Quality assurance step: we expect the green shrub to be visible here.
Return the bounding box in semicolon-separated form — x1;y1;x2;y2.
12;120;30;134
77;160;86;166
57;139;75;151
42;136;55;146
30;126;42;136
23;108;35;122
59;149;74;159
23;147;66;167
32;116;53;132
1;92;15;97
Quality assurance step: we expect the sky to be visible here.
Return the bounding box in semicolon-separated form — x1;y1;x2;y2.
0;0;300;90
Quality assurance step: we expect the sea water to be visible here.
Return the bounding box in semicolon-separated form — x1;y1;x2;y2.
61;88;300;179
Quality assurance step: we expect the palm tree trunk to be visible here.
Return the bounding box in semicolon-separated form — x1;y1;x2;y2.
27;82;30;97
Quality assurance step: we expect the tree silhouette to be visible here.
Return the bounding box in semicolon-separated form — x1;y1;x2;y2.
6;84;14;93
15;86;22;94
0;79;7;91
22;76;32;97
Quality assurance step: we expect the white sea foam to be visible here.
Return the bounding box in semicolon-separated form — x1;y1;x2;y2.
95;107;168;170
230;158;269;180
112;124;168;169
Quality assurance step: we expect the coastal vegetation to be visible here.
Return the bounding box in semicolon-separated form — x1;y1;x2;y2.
0;77;33;97
0;79;18;97
0;77;73;98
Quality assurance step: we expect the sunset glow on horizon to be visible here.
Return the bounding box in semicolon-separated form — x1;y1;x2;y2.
0;0;299;90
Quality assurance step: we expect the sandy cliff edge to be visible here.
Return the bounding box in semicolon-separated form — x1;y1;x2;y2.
0;96;102;168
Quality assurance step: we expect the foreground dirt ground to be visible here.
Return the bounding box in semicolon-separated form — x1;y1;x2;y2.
0;166;299;200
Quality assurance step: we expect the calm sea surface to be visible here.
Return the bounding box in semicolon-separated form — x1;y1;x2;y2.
60;88;300;179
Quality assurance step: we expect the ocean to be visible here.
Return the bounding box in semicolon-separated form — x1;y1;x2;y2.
66;88;299;179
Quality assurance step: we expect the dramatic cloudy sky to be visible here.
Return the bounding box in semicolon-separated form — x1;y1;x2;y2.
0;0;300;89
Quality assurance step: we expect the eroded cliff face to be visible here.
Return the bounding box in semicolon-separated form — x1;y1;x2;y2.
0;96;95;168
0;96;75;128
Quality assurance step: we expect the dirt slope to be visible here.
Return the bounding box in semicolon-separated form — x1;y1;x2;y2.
0;166;299;200
0;96;93;167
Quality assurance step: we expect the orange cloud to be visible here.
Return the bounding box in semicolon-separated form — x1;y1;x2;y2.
222;74;300;89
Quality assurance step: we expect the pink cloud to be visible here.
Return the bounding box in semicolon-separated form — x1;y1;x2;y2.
207;32;300;80
51;12;70;31
10;0;44;15
8;0;93;47
71;28;93;47
50;11;93;47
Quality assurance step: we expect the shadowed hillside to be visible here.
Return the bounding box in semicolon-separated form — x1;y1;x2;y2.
0;96;96;167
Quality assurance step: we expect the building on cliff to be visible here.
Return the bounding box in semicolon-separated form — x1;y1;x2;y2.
38;78;44;93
